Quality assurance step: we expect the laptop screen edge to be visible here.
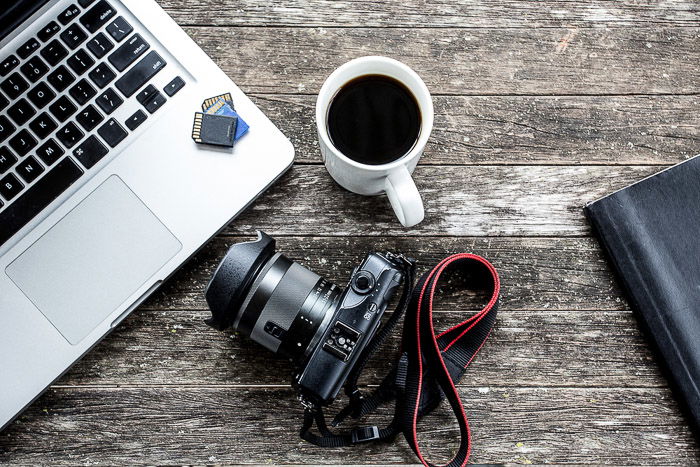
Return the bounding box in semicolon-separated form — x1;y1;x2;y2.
0;0;53;43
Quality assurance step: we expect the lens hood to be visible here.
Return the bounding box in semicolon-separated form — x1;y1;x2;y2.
205;231;277;330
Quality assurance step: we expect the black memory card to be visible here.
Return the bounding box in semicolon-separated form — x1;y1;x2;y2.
191;112;238;147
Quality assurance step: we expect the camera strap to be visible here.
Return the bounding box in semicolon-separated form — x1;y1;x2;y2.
299;254;500;467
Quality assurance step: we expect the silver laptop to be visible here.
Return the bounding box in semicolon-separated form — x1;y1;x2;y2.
0;0;294;430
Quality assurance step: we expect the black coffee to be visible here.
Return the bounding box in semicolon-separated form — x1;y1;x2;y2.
327;74;421;165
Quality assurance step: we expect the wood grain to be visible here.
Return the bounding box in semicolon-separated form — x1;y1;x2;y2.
59;309;659;388
252;94;700;165
1;387;696;465
3;0;699;464
184;26;700;95
143;236;625;312
213;165;659;237
157;0;700;28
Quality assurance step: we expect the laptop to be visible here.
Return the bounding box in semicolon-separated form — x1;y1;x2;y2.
0;0;294;430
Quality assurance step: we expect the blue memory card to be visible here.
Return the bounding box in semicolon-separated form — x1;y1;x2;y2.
205;98;249;141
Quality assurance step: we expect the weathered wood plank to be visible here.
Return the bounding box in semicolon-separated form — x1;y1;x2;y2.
183;27;700;95
144;236;625;311
157;0;700;28
2;387;697;464
208;165;659;236
60;309;660;388
253;94;700;165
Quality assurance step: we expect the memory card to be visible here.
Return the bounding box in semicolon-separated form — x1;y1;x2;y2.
202;92;234;112
204;97;249;141
191;112;238;147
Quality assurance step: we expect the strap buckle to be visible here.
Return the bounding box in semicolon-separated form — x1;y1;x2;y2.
351;426;380;444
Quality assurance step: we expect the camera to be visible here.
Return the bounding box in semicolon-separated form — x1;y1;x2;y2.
205;231;405;406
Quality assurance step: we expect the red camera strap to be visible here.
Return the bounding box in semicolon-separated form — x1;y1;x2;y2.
400;253;500;467
300;254;500;467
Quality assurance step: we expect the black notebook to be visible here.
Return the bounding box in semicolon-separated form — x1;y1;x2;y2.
585;155;700;430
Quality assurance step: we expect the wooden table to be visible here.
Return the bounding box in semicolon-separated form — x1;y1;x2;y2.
2;1;699;464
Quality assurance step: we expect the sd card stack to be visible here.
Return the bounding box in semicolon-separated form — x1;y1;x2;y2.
192;93;250;148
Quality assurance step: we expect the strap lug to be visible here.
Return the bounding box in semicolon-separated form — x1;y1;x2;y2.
351;426;380;444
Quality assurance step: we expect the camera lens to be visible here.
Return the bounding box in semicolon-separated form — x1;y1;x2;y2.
205;232;342;362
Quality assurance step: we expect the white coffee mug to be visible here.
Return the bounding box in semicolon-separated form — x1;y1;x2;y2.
316;56;434;228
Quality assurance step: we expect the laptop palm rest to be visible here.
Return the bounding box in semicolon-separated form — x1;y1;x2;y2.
6;175;182;345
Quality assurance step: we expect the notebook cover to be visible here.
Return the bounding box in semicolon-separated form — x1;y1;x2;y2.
585;155;700;430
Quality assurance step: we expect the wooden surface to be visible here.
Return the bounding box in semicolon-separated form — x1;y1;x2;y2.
2;1;700;465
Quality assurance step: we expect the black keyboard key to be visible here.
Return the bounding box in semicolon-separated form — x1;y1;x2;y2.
37;138;64;165
49;96;78;122
105;17;133;42
60;23;88;49
47;65;75;92
29;112;58;140
69;78;97;105
76;104;103;131
0;92;7;111
73;135;107;169
38;21;61;42
124;109;146;131
16;156;44;184
144;91;166;114
87;32;114;59
66;49;95;75
20;56;49;83
1;72;29;99
135;84;157;104
0;147;17;173
79;0;97;6
9;129;37;157
95;87;122;114
164;76;185;97
0;115;15;143
80;1;116;33
97;118;126;147
57;122;84;148
40;40;68;66
0;157;83;246
27;82;56;108
17;38;40;59
0;55;20;77
115;51;165;97
58;4;81;25
108;34;149;72
0;173;23;201
88;63;115;88
7;98;36;126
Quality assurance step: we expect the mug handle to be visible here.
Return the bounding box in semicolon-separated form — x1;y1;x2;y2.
384;166;425;228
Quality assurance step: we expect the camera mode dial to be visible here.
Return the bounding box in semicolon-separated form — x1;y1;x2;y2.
351;271;375;294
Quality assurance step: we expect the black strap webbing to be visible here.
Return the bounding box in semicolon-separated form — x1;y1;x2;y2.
300;254;501;467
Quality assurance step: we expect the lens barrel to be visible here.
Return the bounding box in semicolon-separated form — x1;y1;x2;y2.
205;232;342;362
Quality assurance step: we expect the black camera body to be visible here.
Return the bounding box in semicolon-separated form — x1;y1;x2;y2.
205;232;405;406
294;252;403;405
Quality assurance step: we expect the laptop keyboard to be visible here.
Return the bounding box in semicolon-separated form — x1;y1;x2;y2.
0;0;186;248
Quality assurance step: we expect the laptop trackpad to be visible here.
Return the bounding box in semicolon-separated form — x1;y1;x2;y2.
6;176;182;345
